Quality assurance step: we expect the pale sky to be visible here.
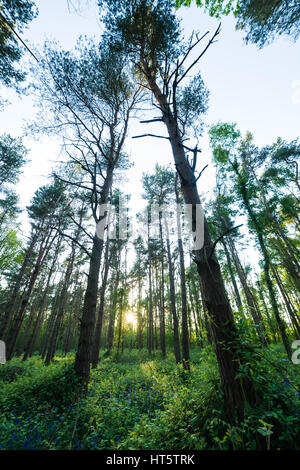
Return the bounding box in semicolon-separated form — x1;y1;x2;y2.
1;0;299;265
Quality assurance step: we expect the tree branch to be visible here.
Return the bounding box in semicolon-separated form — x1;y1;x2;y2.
67;214;94;241
176;24;221;87
209;224;243;260
57;229;92;259
140;118;164;124
0;11;39;63
193;164;208;183
132;133;170;141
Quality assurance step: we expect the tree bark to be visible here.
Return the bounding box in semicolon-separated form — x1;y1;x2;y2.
165;229;181;363
91;240;112;368
0;230;39;339
74;164;114;389
107;254;121;353
74;234;104;386
158;215;166;358
6;228;57;360
45;248;75;365
147;217;154;354
175;179;190;370
143;68;257;419
221;240;243;311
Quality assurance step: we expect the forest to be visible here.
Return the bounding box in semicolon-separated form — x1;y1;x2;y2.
0;0;299;452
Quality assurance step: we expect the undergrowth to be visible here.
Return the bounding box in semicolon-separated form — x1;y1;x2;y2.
0;345;299;450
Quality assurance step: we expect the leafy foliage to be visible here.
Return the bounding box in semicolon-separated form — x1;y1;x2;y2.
236;0;300;47
174;0;240;18
0;347;299;450
0;0;37;89
175;0;300;47
0;134;27;186
99;0;181;65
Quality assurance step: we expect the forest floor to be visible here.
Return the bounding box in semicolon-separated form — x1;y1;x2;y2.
0;345;299;450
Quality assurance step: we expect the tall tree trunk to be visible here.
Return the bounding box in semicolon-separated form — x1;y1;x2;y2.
235;172;292;359
62;273;81;355
117;278;125;355
226;236;268;346
24;237;61;361
74;234;104;386
40;287;61;359
175;180;190;370
107;255;121;353
272;238;300;292
16;290;41;357
165;233;181;363
144;69;257;419
252;169;300;275
158;215;166;358
221;240;243;311
271;264;300;338
187;279;203;346
137;259;143;349
74;166;114;389
91;240;112;368
45;245;75;365
147;217;154;354
6;229;56;360
0;231;39;339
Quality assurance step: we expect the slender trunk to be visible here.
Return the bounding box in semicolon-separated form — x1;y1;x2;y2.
24;239;61;361
264;256;291;357
40;287;61;359
272;238;300;292
175;181;190;370
6;229;55;360
0;231;39;339
117;282;125;355
66;286;84;353
62;274;81;355
198;277;213;345
74;234;104;385
253;171;300;275
235;173;292;359
158;215;166;358
16;291;41;357
107;256;121;353
187;279;203;346
45;247;75;365
256;278;277;343
91;240;112;367
226;237;268;346
137;261;143;349
222;240;243;311
165;234;181;363
272;265;300;338
147;217;154;354
154;263;160;351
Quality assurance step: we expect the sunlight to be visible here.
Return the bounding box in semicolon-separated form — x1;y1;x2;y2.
125;312;137;328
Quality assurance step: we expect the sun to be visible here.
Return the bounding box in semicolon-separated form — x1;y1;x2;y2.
125;312;136;327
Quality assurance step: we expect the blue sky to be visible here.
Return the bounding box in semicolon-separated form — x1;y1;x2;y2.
1;0;299;253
